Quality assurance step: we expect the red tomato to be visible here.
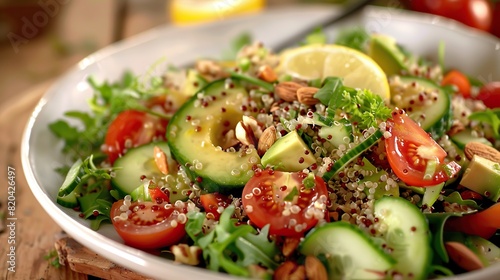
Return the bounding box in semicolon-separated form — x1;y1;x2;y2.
491;3;500;37
445;203;500;239
149;187;170;204
200;193;232;220
475;82;500;108
385;109;461;187
103;110;168;164
110;200;186;249
408;0;493;31
242;170;329;237
441;70;471;98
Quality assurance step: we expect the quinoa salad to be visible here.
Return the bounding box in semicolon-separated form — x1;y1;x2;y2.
50;29;500;279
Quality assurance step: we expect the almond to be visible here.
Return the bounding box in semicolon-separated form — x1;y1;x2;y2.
257;126;277;156
273;261;305;280
464;142;500;163
281;236;301;257
297;87;320;105
448;120;465;136
275;81;302;102
445;241;484;271
305;255;328;280
258;65;278;82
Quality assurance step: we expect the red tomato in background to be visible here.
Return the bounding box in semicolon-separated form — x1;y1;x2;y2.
384;109;461;187
200;193;233;220
492;2;500;37
441;70;471;98
242;170;329;237
110;200;186;249
475;82;500;108
408;0;493;32
103;110;168;164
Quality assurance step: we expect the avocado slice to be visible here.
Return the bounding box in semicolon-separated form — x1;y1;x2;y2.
368;34;408;77
167;79;260;193
261;130;316;172
459;155;500;202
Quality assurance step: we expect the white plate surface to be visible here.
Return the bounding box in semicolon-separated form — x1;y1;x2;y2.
22;5;500;280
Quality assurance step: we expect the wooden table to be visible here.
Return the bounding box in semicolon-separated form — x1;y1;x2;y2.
0;83;150;279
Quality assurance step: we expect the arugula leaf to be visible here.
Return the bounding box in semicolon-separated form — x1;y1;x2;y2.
185;206;280;276
468;109;500;139
313;76;345;106
443;191;481;210
334;27;369;52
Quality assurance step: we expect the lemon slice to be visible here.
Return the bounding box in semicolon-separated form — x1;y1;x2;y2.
278;44;390;100
170;0;265;25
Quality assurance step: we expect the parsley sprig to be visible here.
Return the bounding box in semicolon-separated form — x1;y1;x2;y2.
314;77;392;130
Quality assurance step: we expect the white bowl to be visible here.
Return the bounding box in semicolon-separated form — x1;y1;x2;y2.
22;5;500;280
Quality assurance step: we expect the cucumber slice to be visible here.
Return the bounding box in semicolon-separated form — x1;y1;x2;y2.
318;119;352;149
451;128;492;150
300;222;395;279
111;142;175;196
395;77;452;139
167;79;260;193
421;182;445;208
323;129;383;182
374;196;432;280
58;158;83;196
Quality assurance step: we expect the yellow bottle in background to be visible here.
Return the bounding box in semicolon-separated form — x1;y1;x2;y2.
170;0;266;25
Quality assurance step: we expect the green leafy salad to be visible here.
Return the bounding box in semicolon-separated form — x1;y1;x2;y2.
50;29;500;279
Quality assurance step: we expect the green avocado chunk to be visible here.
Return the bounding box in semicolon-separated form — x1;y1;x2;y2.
368;34;408;76
261;130;316;172
460;154;500;202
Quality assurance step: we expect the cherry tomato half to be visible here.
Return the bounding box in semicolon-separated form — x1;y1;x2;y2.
408;0;493;31
110;200;186;249
475;82;500;108
445;203;500;239
200;193;233;220
385;109;461;187
242;170;329;237
441;70;471;98
103;110;168;164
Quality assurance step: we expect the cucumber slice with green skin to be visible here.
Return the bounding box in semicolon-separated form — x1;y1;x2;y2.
396;77;452;140
421;182;445;208
167;79;260;193
300;222;395;279
58;158;83;196
318;119;352;149
374;196;432;280
56;184;82;208
323;129;383;182
451;128;492;150
111;142;177;197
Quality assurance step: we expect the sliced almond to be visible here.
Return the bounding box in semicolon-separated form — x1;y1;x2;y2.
154;146;169;175
281;236;301;258
297;87;320;105
258;65;278;83
273;261;305;280
448;120;465;136
464;142;500;163
445;241;484;271
257;126;277;156
305;255;328;280
274;81;302;102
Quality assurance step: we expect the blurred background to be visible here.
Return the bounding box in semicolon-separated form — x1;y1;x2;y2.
0;0;498;105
